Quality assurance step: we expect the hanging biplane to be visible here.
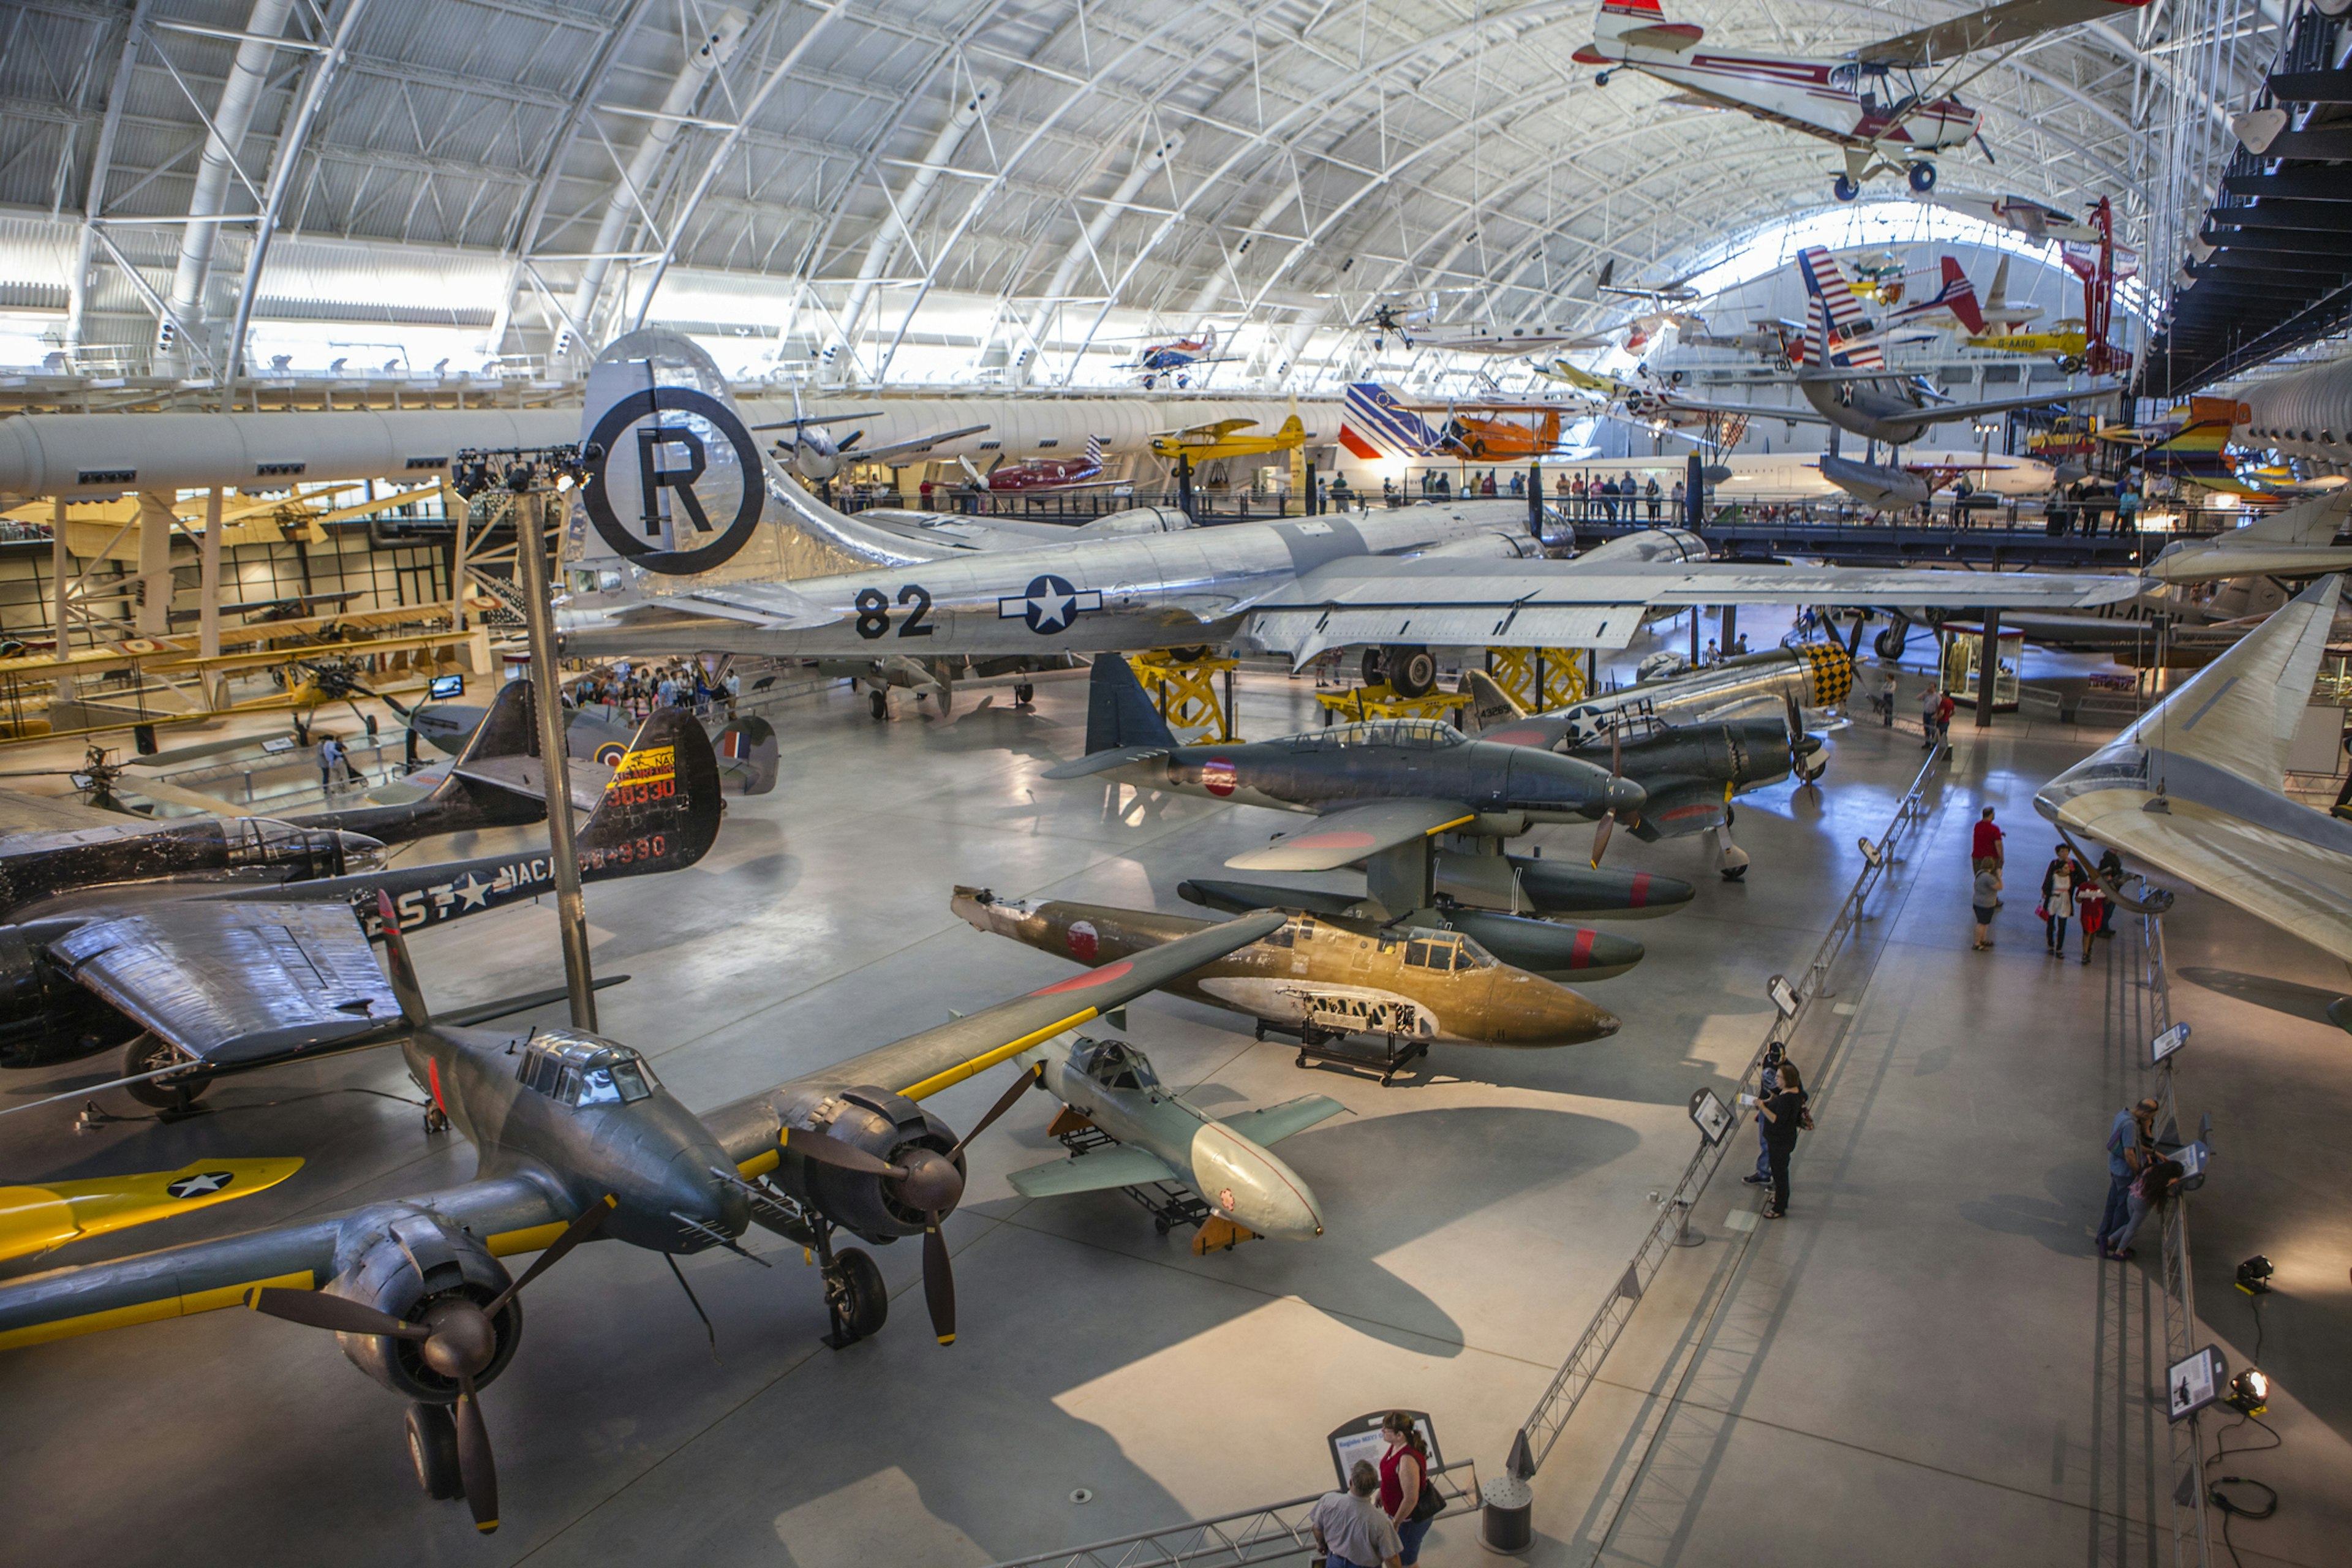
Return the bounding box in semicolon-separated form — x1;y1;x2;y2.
1577;0;2151;199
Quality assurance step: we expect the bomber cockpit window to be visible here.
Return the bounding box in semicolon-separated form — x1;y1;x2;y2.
1404;933;1466;972
515;1031;658;1106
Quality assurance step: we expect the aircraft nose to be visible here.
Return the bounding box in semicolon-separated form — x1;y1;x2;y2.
665;1150;749;1247
1190;1125;1324;1240
1795;732;1824;757
1605;775;1647;813
337;831;388;873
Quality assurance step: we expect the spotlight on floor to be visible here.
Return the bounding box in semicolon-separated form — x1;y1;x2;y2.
2235;1255;2274;1296
2225;1368;2270;1417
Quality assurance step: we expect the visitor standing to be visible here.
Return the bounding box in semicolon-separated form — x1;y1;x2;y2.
1378;1412;1438;1567
1756;1061;1813;1219
1973;864;2000;950
1742;1044;1784;1186
1645;475;1662;521
2098;1098;2158;1257
2041;843;2082;957
1309;1463;1402;1568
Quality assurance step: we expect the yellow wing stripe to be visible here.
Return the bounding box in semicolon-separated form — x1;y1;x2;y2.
736;1148;780;1178
1425;813;1477;837
0;1268;315;1351
486;1221;569;1256
898;1006;1102;1102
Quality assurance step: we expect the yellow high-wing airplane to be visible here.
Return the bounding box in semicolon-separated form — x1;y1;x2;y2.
0;1157;302;1264
1147;412;1307;461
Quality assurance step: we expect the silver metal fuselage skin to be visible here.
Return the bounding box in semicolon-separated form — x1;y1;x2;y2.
1017;1033;1324;1239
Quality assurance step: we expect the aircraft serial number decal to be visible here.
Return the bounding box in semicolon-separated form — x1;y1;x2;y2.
853;585;936;639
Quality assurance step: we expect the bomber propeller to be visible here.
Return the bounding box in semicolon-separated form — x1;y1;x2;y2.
246;1194;616;1533
788;1063;1044;1346
1591;723;1639;866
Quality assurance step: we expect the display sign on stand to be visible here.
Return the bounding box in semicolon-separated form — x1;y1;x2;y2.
1689;1087;1733;1146
1327;1411;1443;1490
2152;1022;2189;1066
2167;1346;2225;1423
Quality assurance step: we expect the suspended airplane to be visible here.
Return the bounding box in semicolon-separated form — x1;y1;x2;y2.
764;412;991;484
0;897;1283;1531
554;331;2141;683
1934;192;2106;245
1360;303;1595;355
2037;575;2352;965
1593;257;1703;305
0;707;720;1104
1117;326;1241;389
1148;413;1310;462
1577;0;2152;199
956;434;1118;493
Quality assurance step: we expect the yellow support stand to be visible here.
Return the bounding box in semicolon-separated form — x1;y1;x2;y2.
1313;683;1468;726
1482;647;1588;713
1128;650;1239;742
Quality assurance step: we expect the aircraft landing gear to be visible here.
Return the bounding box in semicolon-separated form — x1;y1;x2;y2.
1362;644;1438;698
868;689;889;721
1907;161;1937;193
812;1216;886;1347
1706;818;1751;881
1832;173;1861;202
1014;682;1034;705
1874;614;1911;660
1594;69;1612;86
405;1403;464;1501
123;1033;212;1110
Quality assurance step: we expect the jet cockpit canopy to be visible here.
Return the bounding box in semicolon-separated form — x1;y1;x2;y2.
1071;1035;1160;1093
516;1029;660;1107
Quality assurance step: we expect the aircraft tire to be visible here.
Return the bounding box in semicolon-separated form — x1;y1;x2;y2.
1874;625;1907;660
1385;646;1438;698
1594;70;1611;86
1722;864;1749;881
122;1033;211;1110
1907;162;1936;194
2060;355;2085;374
832;1248;888;1338
1833;174;1860;202
1015;683;1035;704
406;1403;464;1500
868;690;888;721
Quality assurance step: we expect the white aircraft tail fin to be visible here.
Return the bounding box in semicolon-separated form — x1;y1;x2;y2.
1594;0;1703;48
1343;383;1444;457
2226;488;2352;548
2125;574;2342;790
566;330;926;598
1986;254;2011;312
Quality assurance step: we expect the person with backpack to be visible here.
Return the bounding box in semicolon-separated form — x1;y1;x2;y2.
1378;1411;1441;1564
2041;844;2083;958
1755;1060;1814;1219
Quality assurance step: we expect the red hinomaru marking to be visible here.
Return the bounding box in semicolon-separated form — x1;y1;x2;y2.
1202;758;1238;797
1294;830;1378;850
1660;802;1719;821
1490;727;1549;746
1066;921;1099;964
1630;872;1651;907
1030;960;1134;995
1571;927;1596;965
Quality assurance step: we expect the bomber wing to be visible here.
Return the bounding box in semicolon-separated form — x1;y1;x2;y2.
0;1157;303;1264
701;912;1289;1167
50;901;404;1065
846;423;991;466
1880;383;2125;425
1858;0;2145;66
0;785;127;834
1243;556;2140;660
0;1174;565;1351
1216;1095;1345;1146
1226;799;1482;872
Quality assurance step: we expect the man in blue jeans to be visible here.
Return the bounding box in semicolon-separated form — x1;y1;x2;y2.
1309;1462;1402;1568
2101;1098;2158;1257
1741;1046;1784;1187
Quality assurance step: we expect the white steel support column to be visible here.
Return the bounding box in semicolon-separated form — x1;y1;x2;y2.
823;74;999;381
134;492;174;636
199;486;223;662
1012;132;1183;388
156;0;294;374
566;7;748;356
50;499;72;701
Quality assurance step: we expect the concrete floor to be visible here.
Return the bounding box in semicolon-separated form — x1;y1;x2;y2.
0;624;2340;1567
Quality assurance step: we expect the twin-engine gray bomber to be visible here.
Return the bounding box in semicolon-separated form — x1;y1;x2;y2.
554;333;2139;682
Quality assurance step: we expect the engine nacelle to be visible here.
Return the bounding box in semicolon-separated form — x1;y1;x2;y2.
778;1085;965;1244
328;1208;521;1401
0;925;138;1068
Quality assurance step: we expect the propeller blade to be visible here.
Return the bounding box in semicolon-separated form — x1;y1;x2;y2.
839;431;863;453
788;1131;907;1180
453;1379;500;1534
1591;810;1615;869
922;1215;956;1346
484;1194;615;1318
946;1063;1042;1160
247;1286;429;1340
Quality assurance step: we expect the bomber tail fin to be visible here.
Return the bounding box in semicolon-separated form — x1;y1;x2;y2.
1083;654;1178;755
573;705;725;877
1460;669;1529;729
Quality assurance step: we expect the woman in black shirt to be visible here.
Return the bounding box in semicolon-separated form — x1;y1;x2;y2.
1757;1061;1814;1219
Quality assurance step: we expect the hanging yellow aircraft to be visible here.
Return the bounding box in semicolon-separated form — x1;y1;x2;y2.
1148;412;1308;461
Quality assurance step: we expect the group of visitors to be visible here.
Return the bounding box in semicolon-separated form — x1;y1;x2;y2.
1544;471;1673;523
1964;807;2122;962
1308;1414;1444;1568
1919;685;1956;749
2043;477;2143;538
1738;1041;1815;1220
2097;1096;2184;1261
1696;635;1751;667
571;660;739;720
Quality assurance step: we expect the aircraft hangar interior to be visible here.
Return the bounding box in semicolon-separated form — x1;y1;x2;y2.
2;0;2351;1563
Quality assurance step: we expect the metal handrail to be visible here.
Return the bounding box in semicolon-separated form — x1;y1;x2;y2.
982;1460;1480;1568
1506;737;1948;1478
2143;911;2214;1568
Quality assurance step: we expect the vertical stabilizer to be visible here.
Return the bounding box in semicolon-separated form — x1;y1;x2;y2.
2124;575;2342;788
1939;258;1986;333
1083;655;1178;755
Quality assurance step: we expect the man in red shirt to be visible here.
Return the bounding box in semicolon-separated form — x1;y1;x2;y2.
1972;807;2005;907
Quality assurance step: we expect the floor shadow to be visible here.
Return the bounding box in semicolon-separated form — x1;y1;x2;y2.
2177;967;2348;1028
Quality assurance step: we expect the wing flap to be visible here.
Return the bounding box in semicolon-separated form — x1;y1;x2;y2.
1860;0;2139;66
1217;1095;1344;1147
1006;1144;1183;1197
50;902;401;1064
1227;799;1479;872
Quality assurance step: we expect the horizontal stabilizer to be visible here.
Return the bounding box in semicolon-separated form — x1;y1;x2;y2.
1217;1095;1344;1147
1006;1143;1182;1197
1227;798;1478;872
2120;573;2341;789
1040;745;1168;780
454;755;610;815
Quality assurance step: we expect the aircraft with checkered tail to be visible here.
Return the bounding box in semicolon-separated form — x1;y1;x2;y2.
555;331;2140;691
0;891;1284;1532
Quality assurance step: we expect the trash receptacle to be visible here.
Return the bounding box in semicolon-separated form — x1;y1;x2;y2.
1479;1471;1533;1554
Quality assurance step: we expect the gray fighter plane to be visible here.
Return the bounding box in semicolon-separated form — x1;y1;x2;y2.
0;903;1281;1531
2037;574;2352;964
553;333;2138;690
